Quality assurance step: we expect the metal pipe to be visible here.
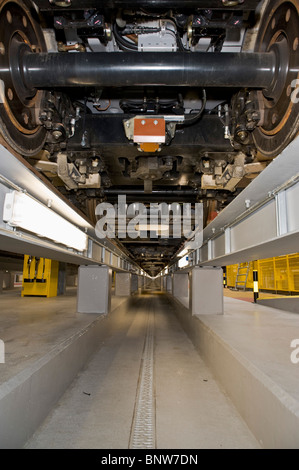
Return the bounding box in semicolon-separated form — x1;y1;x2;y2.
39;0;260;10
21;51;277;89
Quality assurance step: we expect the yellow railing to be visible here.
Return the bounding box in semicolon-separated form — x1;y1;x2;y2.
226;254;299;293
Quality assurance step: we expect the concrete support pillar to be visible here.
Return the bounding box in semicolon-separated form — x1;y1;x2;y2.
138;275;144;290
3;273;14;289
190;266;223;315
57;263;66;295
173;272;190;308
0;271;3;294
131;274;139;293
77;265;112;314
166;274;172;293
115;272;132;296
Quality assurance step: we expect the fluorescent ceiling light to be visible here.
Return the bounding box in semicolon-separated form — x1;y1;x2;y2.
178;255;189;269
3;191;88;252
137;224;169;232
177;248;188;258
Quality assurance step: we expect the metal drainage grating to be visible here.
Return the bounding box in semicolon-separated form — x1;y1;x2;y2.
129;312;156;449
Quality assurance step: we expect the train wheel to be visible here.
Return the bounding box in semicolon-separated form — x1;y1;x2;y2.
0;0;46;156
251;0;299;158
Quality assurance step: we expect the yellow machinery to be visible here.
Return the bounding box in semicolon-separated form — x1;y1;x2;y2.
226;254;299;293
21;255;59;297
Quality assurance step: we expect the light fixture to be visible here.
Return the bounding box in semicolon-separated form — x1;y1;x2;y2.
178;255;189;268
3;191;88;252
177;248;188;258
137;224;169;233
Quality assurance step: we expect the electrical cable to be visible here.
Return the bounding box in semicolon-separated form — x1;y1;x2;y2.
175;31;190;52
113;24;138;51
180;89;207;126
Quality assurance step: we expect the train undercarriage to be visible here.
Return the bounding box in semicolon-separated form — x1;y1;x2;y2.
0;0;298;274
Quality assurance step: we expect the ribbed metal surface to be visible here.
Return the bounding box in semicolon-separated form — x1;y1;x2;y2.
129;312;156;449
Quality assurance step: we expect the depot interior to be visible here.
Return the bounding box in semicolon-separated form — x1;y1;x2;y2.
0;0;299;449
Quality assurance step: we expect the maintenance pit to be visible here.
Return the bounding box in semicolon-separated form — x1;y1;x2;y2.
1;0;299;450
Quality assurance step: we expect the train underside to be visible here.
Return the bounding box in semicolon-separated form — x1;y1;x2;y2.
0;0;298;275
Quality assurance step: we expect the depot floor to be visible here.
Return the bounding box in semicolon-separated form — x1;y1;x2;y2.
1;285;299;448
24;292;259;449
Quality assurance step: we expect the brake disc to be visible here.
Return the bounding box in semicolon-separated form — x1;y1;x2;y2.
0;0;47;156
250;0;299;158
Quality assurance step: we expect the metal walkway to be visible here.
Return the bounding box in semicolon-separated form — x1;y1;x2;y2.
24;292;258;449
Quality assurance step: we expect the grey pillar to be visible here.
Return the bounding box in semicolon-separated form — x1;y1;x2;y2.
77;265;112;314
0;271;3;294
166;274;172;293
57;263;66;295
190;266;223;315
131;274;139;293
115;272;132;296
3;273;14;289
173;272;190;308
138;275;144;290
